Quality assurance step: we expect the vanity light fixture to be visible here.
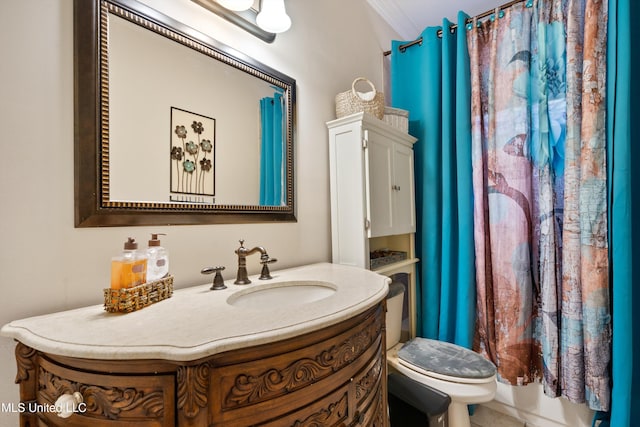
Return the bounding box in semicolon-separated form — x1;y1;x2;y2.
192;0;278;42
216;0;254;12
256;0;291;33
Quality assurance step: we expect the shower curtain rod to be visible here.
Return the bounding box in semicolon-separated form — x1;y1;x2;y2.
382;0;526;56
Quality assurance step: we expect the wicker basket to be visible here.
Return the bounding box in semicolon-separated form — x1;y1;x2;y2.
335;77;385;119
104;275;173;313
383;107;409;133
370;250;407;270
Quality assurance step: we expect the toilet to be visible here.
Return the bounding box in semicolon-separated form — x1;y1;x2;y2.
386;282;497;427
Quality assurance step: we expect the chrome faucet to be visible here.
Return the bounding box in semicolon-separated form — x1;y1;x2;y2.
234;240;277;284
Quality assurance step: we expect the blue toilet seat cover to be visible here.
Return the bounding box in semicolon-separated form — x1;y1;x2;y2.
398;338;496;379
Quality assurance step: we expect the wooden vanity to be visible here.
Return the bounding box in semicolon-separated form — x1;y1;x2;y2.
2;263;389;426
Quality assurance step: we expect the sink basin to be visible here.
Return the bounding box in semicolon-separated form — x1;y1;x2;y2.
227;281;337;309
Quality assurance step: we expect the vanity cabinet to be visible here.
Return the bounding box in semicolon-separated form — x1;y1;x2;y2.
13;303;387;427
328;112;418;338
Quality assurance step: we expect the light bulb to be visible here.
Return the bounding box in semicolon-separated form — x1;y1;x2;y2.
216;0;254;12
256;0;291;33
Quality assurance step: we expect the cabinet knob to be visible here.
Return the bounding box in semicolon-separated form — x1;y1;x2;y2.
54;391;84;418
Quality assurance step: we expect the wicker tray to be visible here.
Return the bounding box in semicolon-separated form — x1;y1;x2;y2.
104;275;173;313
370;250;407;270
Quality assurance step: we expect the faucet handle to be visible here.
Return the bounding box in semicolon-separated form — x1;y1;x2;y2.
201;266;227;290
259;258;277;280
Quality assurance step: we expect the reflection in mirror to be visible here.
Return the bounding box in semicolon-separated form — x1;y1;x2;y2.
108;13;283;206
74;0;296;227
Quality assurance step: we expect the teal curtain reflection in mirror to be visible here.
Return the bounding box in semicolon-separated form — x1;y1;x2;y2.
260;90;285;206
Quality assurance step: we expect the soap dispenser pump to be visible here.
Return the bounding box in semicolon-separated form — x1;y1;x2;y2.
147;233;169;282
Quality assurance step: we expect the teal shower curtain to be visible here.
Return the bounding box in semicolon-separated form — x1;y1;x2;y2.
391;0;636;422
259;92;284;206
390;12;476;348
606;0;635;425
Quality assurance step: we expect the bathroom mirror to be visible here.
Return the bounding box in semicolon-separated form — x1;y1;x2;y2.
74;0;296;227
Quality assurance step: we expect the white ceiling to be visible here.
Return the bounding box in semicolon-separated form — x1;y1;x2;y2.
367;0;507;40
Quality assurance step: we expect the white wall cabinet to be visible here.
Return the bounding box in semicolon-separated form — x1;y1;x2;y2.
327;112;418;338
327;112;417;266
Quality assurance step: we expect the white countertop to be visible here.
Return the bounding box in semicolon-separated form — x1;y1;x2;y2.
0;263;389;361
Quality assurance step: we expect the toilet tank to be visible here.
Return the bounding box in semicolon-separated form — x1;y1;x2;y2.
386;282;405;350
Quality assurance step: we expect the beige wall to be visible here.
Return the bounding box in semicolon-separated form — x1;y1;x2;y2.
0;0;397;423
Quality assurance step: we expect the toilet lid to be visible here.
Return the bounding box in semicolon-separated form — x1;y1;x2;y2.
398;338;496;380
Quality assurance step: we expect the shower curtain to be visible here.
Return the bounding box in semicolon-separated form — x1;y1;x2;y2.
607;0;635;425
259;92;284;206
390;12;476;349
468;0;610;410
390;0;638;419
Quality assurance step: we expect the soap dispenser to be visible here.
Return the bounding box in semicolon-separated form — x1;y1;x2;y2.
146;233;169;282
111;237;148;289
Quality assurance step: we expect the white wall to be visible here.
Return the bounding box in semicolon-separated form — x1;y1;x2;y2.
0;0;397;424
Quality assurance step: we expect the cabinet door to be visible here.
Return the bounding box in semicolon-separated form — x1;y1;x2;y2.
392;142;416;234
329;120;369;267
366;130;394;238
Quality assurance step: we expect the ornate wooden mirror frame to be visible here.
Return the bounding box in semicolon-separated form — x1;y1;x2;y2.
74;0;296;227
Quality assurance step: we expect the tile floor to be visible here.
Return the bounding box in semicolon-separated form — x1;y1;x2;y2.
470;405;526;427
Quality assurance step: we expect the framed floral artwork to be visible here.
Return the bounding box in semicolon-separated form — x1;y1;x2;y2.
170;107;215;203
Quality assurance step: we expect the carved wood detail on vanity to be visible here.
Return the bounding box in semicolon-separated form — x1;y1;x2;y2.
14;342;38;427
225;317;382;408
12;302;387;426
14;342;36;384
293;392;349;426
176;363;209;418
37;366;165;420
355;353;383;401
